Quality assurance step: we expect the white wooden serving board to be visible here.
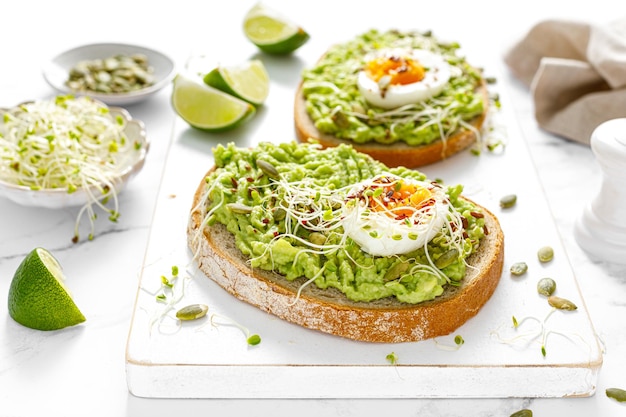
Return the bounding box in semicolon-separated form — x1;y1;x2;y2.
125;59;602;398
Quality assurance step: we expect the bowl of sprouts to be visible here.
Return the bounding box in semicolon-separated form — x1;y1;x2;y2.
0;95;149;241
43;43;176;106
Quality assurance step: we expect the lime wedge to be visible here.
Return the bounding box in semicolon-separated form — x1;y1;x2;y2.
172;73;256;131
243;3;310;55
8;248;86;331
204;59;270;106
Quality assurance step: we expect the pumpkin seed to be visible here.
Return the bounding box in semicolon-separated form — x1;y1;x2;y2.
383;261;410;281
273;207;287;221
510;261;528;276
308;232;327;246
606;387;626;402
510;409;532;417
226;203;253;214
548;295;577;311
176;304;209;321
499;194;517;208
537;246;554;262
65;53;155;94
435;248;459;269
331;108;350;129
256;159;280;179
537;277;556;296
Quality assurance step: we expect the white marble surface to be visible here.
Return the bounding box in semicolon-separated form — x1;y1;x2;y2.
1;1;625;416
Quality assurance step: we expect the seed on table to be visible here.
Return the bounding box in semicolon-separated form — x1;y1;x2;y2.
499;194;517;208
510;262;528;276
548;295;577;310
537;246;554;262
176;304;209;321
510;409;532;417
606;387;626;402
537;277;556;296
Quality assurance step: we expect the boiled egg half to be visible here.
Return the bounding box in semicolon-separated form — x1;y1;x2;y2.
341;173;450;256
357;48;452;109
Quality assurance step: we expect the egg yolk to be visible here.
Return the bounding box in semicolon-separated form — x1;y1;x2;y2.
367;179;434;219
365;55;426;86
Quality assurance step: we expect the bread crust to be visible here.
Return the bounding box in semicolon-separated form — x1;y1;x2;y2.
187;169;504;344
294;82;489;169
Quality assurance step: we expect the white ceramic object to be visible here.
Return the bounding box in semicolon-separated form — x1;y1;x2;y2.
0;106;148;209
575;118;626;264
43;43;175;106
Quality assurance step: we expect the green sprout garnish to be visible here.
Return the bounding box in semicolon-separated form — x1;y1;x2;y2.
247;334;262;345
386;352;398;365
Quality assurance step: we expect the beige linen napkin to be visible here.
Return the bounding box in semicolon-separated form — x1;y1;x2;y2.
504;18;626;145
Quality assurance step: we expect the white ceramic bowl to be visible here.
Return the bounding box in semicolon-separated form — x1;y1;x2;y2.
0;106;149;209
43;42;175;106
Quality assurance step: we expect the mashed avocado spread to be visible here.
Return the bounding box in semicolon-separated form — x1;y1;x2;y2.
301;29;485;146
199;141;486;304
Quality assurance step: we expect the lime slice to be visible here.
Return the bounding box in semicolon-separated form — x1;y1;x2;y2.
243;3;310;54
8;248;86;331
172;73;256;131
203;59;270;106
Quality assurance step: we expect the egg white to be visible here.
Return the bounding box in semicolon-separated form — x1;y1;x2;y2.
341;173;450;256
357;48;452;109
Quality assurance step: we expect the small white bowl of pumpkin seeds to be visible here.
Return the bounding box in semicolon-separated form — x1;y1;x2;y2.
43;43;175;106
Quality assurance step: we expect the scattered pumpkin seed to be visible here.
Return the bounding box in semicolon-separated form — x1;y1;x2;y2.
176;304;209;321
273;207;287;221
454;335;464;346
331;108;350;129
256;159;280;179
308;232;327;246
537;277;556;296
499;194;517;208
537;246;554;262
435;248;459;269
510;261;528;276
606;387;626;402
226;202;253;214
510;409;532;417
548;295;577;311
383;261;410;281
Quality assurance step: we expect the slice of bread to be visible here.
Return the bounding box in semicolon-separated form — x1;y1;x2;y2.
294;81;489;169
187;170;504;344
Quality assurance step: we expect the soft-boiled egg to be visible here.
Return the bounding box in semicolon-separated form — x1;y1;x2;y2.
357;48;451;109
341;173;450;256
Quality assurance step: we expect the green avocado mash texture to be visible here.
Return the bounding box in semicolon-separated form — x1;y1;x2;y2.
301;29;485;146
201;141;486;304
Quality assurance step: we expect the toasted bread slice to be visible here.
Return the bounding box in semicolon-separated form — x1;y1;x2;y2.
187;170;504;344
294;81;489;169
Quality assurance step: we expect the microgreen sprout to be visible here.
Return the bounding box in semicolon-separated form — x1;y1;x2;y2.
0;95;144;242
434;334;465;351
145;265;191;333
495;307;587;357
247;334;262;346
386;352;398;365
210;313;262;347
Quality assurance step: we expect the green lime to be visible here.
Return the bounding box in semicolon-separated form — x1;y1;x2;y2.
243;3;310;54
171;73;256;132
203;59;270;106
8;248;86;331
